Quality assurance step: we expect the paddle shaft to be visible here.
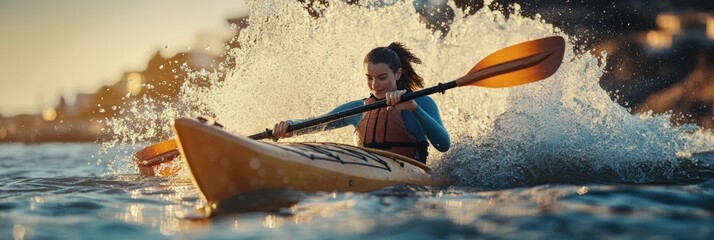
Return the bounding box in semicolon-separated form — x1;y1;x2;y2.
248;81;456;140
248;50;554;140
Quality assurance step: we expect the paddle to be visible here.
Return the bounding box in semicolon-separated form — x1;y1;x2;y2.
133;36;566;175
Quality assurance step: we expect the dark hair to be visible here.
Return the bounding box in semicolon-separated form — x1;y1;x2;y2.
363;42;424;92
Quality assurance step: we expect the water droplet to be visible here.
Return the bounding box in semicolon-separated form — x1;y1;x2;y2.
13;225;26;240
250;157;261;170
577;186;588;195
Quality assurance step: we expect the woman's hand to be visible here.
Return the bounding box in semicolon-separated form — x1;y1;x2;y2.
385;90;417;112
272;120;293;139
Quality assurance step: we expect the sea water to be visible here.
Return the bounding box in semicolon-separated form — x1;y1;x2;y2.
2;144;713;239
3;0;714;239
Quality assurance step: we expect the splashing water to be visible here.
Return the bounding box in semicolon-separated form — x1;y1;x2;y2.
105;0;713;188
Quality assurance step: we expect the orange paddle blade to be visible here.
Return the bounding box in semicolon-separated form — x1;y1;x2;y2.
462;36;565;88
133;139;181;176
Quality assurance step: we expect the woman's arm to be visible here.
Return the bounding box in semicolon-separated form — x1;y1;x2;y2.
282;99;363;136
410;96;450;152
323;99;363;128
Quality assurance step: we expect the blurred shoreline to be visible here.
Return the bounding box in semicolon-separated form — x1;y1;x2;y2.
1;0;713;144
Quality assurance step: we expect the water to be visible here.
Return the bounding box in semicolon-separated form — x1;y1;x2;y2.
1;144;713;239
4;0;714;238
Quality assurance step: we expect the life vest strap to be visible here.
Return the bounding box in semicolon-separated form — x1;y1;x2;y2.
363;141;430;163
363;141;429;149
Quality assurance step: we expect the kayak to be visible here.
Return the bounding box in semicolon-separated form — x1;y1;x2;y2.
172;118;435;205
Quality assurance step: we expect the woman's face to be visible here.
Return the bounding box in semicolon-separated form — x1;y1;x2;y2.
365;62;401;99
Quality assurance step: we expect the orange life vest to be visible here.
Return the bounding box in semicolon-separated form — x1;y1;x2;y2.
354;95;429;162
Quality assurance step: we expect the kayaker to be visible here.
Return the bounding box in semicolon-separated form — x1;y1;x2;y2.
272;42;450;163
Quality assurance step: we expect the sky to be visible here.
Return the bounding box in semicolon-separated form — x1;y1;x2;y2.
0;0;248;116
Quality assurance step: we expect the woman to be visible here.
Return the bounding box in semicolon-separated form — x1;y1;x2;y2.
272;42;450;163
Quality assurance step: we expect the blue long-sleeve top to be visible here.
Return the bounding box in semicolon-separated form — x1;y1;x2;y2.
289;96;450;152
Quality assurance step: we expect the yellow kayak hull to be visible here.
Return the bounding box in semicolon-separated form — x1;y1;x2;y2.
172;118;434;204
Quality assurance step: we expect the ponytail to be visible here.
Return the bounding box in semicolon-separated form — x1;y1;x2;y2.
364;42;424;92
